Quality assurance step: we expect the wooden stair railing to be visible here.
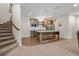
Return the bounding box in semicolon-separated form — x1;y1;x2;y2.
10;20;20;30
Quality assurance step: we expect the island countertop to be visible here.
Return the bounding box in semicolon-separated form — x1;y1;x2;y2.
35;30;59;33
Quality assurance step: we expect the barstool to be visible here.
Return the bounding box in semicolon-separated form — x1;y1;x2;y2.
77;31;79;47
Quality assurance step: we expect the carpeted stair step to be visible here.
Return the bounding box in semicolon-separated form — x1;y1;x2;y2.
0;33;13;36
0;28;12;30
0;24;12;28
0;43;17;55
0;36;14;41
0;39;16;46
0;33;13;37
0;30;12;33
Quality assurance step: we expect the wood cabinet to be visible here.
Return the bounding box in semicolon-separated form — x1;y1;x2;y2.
30;18;38;27
30;31;37;38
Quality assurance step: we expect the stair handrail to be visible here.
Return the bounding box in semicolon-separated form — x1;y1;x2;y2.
10;19;20;30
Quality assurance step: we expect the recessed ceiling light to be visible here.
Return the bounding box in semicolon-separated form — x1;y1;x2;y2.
73;4;78;7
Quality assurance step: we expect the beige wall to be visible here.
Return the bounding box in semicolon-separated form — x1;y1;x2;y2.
0;3;10;24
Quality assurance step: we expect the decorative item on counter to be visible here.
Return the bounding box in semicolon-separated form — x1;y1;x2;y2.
44;17;48;29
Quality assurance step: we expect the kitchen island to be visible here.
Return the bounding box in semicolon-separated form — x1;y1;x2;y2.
35;30;59;43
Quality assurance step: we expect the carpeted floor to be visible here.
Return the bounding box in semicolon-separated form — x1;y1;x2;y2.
7;38;79;56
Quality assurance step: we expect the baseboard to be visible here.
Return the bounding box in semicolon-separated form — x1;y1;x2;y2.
60;36;72;39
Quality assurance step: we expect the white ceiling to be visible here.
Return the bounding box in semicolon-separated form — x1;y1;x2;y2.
21;3;79;18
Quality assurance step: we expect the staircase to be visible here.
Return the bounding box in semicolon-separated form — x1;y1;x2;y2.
0;21;17;55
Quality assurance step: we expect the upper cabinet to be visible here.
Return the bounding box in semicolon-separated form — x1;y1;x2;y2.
30;18;38;27
30;17;55;30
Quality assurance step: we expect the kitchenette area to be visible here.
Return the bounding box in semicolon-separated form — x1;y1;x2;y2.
30;17;60;43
